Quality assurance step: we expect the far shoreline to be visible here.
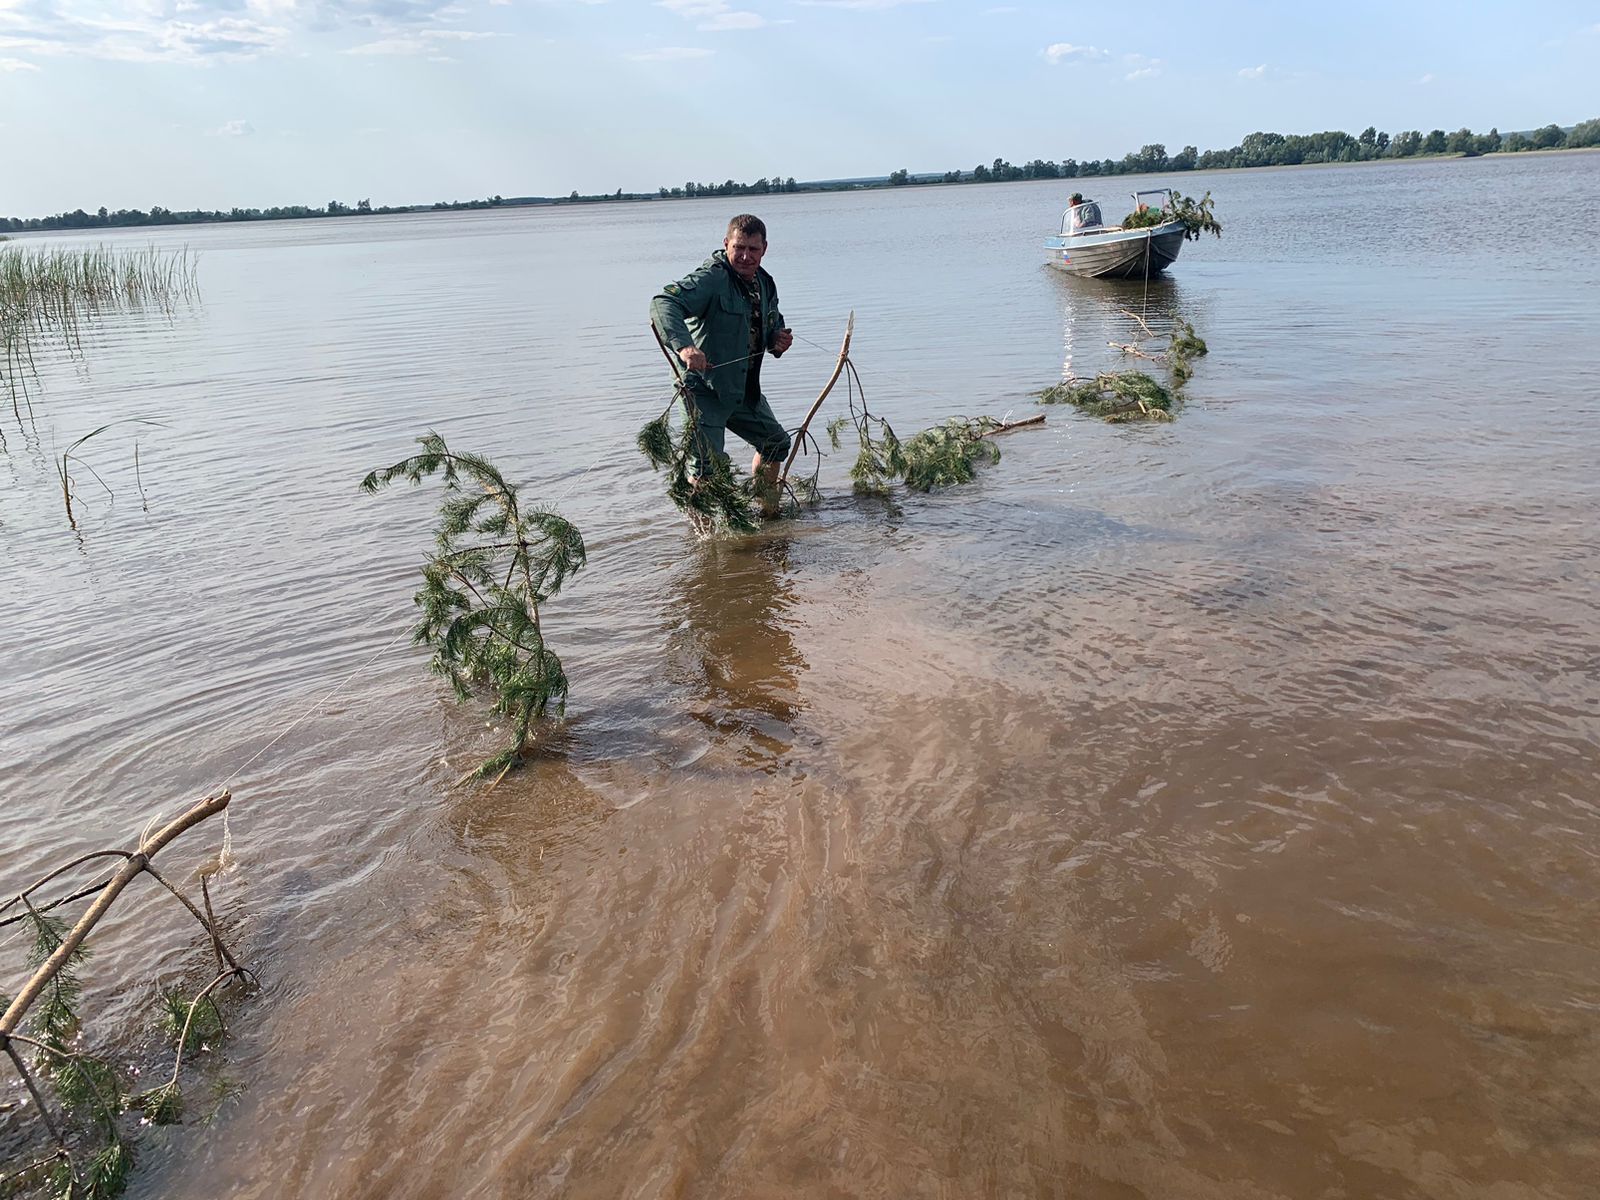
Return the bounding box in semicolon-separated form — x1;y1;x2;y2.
4;145;1597;238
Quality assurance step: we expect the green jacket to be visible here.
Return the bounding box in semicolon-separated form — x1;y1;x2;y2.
650;249;786;404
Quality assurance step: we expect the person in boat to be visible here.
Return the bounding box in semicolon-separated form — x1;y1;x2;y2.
1066;192;1102;233
650;214;795;516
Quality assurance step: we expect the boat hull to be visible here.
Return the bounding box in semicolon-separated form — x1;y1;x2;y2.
1044;221;1187;279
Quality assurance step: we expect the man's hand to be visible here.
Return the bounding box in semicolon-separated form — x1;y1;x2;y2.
771;328;794;357
678;346;708;372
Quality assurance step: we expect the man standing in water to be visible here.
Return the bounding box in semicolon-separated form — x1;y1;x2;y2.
650;214;795;516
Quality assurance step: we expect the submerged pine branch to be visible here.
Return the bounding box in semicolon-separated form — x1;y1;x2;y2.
1041;317;1209;423
1040;371;1176;422
363;432;587;779
1;791;247;1200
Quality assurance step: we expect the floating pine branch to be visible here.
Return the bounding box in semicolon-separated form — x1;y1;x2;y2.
900;418;1004;492
799;363;1038;499
1168;320;1209;386
1039;372;1176;422
362;432;587;780
1045;316;1209;422
781;319;1041;503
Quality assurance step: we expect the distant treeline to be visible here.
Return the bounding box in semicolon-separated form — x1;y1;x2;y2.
880;118;1600;186
5;118;1596;233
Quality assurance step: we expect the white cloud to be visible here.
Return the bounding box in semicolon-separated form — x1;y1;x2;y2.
658;0;765;30
344;27;501;53
798;0;931;9
627;44;712;59
1122;51;1160;80
1418;72;1434;84
1237;63;1265;79
700;10;762;28
1;55;39;70
1043;42;1106;65
345;34;422;51
0;0;486;64
215;118;255;135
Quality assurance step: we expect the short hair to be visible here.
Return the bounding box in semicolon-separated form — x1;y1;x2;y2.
726;214;767;243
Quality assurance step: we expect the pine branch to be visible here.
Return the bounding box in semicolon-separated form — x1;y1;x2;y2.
364;433;584;780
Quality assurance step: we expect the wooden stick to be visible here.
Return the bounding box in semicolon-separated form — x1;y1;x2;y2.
1116;307;1158;340
1108;341;1165;362
977;414;1046;438
779;311;855;489
650;322;688;387
0;789;231;1038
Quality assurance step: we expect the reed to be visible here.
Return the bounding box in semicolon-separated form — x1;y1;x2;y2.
1;245;198;422
54;419;168;529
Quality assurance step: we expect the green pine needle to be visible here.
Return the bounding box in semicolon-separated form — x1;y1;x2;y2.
159;986;224;1053
53;1052;123;1125
364;432;585;780
83;1139;130;1200
900;418;1004;492
137;1082;185;1126
1039;371;1176;422
636;407;761;535
636;414;673;467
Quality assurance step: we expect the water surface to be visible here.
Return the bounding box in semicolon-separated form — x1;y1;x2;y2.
2;153;1598;1199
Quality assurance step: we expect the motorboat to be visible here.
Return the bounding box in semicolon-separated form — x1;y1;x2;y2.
1045;189;1187;279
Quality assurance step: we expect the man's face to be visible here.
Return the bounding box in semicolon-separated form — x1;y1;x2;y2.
724;230;767;281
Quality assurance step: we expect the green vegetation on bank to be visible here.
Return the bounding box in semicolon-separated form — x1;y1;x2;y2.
882;117;1598;186
5;117;1596;234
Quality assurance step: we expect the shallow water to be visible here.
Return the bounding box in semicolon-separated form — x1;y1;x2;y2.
3;153;1599;1198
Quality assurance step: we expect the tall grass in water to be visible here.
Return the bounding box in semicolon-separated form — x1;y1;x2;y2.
1;244;199;427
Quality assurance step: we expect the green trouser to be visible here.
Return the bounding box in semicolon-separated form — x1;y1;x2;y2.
684;386;792;477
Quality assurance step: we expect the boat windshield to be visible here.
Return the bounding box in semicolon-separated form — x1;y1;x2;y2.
1064;199;1103;233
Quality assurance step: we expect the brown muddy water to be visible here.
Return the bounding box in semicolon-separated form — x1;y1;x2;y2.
3;154;1599;1199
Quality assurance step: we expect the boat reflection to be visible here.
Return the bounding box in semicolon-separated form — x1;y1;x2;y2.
1047;270;1191;384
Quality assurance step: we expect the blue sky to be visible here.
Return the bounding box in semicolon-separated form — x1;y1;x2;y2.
1;0;1597;215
